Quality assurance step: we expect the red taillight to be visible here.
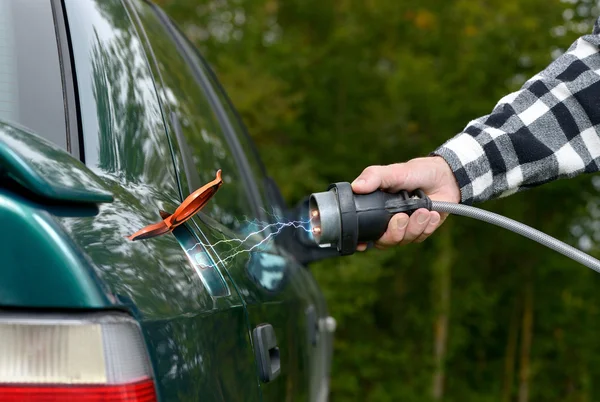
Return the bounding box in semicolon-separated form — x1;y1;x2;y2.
0;378;156;401
0;313;157;402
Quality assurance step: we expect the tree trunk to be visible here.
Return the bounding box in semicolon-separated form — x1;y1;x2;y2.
518;274;534;402
502;297;520;402
432;228;453;401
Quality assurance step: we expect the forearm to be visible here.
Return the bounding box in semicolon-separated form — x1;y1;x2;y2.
433;17;600;204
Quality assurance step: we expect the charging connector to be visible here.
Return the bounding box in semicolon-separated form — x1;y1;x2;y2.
308;182;600;273
309;183;431;255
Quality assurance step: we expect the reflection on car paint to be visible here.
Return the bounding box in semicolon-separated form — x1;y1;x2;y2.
246;252;287;293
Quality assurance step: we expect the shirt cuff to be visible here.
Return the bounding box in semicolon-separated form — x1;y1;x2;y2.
431;133;494;205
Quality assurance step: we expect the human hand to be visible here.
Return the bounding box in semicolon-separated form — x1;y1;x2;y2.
352;156;460;250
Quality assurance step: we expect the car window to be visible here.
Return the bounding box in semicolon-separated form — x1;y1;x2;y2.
0;0;67;150
64;0;180;198
133;1;263;233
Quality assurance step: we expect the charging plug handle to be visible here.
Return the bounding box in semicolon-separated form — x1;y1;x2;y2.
349;186;432;249
310;183;431;255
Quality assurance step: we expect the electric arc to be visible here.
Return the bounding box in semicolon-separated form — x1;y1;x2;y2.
308;182;600;273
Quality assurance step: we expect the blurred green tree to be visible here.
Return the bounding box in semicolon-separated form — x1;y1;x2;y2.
157;0;600;400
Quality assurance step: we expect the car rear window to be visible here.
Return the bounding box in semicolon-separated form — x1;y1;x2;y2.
0;0;67;150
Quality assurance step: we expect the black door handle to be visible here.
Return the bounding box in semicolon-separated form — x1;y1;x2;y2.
252;323;281;382
306;305;319;347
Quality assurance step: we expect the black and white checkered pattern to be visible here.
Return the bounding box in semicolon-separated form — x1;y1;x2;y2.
433;17;600;205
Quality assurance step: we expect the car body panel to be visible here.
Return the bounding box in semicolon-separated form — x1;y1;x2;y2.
193;218;332;402
192;220;311;402
57;0;263;400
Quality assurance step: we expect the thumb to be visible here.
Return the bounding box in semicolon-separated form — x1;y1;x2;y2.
351;164;408;194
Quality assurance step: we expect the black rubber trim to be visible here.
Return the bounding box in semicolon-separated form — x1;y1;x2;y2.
329;182;357;256
50;0;84;162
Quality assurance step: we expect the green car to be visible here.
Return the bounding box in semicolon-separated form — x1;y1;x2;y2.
0;0;335;401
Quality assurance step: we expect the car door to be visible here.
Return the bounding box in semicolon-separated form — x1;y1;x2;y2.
192;69;335;402
57;1;263;401
195;29;335;402
197;29;336;402
127;2;333;401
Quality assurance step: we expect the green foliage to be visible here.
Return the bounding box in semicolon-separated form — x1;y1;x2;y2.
159;0;600;400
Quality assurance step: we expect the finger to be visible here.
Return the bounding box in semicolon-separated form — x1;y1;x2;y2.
414;211;441;243
374;213;410;248
437;212;450;227
400;208;431;245
356;243;368;252
351;164;407;194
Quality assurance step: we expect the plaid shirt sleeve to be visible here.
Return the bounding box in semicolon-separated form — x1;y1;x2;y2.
432;17;600;205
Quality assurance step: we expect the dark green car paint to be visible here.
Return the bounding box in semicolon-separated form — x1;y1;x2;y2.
191;217;332;402
0;186;110;308
0;0;331;400
0;121;113;204
61;0;262;400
